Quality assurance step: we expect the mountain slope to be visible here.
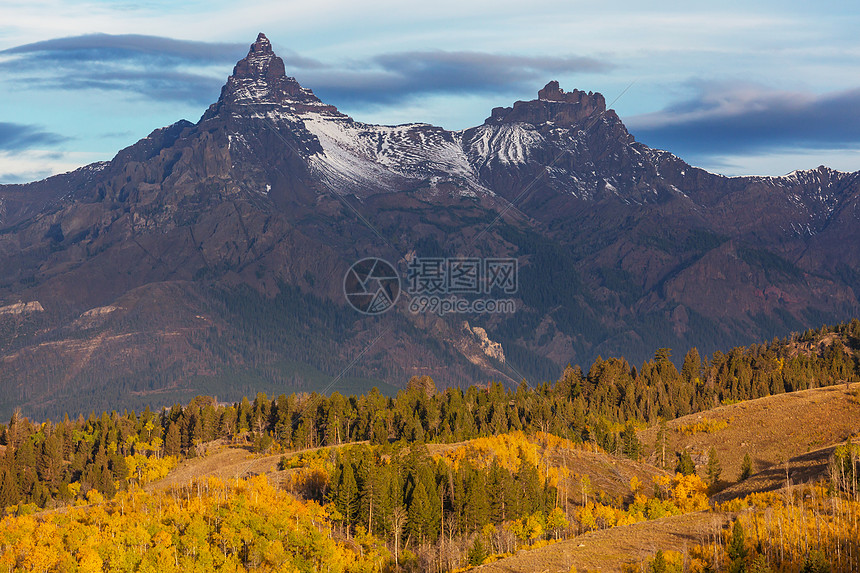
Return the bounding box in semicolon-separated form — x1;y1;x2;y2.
638;381;860;485
0;33;859;419
476;511;725;573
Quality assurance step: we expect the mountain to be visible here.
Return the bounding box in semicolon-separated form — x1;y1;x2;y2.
1;33;859;419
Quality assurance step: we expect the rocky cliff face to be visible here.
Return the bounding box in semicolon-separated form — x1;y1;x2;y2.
0;33;858;419
488;80;606;126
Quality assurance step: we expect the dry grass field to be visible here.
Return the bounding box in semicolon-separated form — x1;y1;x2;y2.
476;511;729;573
638;382;860;484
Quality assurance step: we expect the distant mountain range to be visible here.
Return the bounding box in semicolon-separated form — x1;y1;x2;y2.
1;33;858;419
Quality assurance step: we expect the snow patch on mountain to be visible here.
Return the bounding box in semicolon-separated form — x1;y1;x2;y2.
466;123;545;167
301;115;404;191
300;114;486;196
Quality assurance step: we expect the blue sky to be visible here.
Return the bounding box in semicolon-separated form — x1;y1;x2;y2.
1;0;860;183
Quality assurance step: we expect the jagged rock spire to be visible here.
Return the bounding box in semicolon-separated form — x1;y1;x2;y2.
202;32;339;119
231;33;286;83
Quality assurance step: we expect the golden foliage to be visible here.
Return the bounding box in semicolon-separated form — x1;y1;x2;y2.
638;481;860;572
125;454;177;485
677;418;730;436
443;431;540;473
441;430;601;485
0;475;388;572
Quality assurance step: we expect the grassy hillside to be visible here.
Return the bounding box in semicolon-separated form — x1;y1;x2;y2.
638;381;860;484
2;322;858;572
476;511;728;573
480;382;860;573
711;441;846;504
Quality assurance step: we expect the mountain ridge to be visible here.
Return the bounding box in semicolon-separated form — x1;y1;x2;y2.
0;33;858;419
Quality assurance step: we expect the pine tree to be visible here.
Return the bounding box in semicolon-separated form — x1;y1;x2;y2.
748;553;773;573
37;434;63;487
728;520;747;562
370;416;388;445
164;422;181;457
572;396;587;438
621;421;641;460
677;450;696;476
31;480;49;508
738;452;753;481
15;439;37;496
407;481;432;542
218;408;236;438
237;397;252;432
682;347;702;384
800;550;831;573
377;465;399;537
706;447;721;487
336;461;359;530
0;467;20;507
5;408;24;449
110;452;129;482
325;406;341;447
274;394;293;448
463;470;490;533
356;456;375;533
200;404;217;442
515;450;543;516
649;550;669;573
488;459;511;523
468;537;487;565
251;392;270;434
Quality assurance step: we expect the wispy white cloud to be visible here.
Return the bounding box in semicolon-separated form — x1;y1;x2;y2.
692;148;860;178
302;51;610;105
0;149;98;183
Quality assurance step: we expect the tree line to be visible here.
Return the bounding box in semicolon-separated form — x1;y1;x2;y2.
1;320;857;513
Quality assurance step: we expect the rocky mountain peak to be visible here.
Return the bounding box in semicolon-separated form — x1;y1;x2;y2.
202;32;339;120
232;32;284;82
538;81;605;112
486;81;607;127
